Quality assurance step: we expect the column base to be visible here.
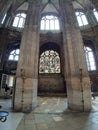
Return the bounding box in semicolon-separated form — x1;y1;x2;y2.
13;78;38;112
68;103;91;112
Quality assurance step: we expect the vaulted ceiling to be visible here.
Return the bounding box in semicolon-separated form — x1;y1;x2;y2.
10;0;96;12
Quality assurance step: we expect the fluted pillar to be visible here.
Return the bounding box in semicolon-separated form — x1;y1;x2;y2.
60;0;91;111
13;0;41;112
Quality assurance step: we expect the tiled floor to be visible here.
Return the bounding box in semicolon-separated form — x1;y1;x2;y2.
0;96;98;130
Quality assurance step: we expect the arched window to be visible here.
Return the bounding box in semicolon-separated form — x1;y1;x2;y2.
75;12;88;26
39;50;60;73
93;8;98;22
84;47;96;71
1;13;7;24
12;13;26;28
9;49;20;61
40;15;60;30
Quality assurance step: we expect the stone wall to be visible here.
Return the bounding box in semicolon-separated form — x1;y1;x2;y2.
38;74;66;95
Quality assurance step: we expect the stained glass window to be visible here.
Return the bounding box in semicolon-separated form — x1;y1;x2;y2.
75;12;88;26
40;15;60;30
12;13;26;28
84;47;96;71
9;49;20;61
39;50;60;73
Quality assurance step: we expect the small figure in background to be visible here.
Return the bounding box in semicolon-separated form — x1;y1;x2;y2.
4;84;9;94
0;105;2;109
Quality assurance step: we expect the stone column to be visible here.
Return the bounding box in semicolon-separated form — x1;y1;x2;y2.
59;0;91;111
90;0;98;11
13;0;41;112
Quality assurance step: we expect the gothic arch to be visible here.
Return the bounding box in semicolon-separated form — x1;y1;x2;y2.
40;42;60;55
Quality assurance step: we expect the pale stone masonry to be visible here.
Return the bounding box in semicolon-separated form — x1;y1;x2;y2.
14;1;41;111
13;0;91;112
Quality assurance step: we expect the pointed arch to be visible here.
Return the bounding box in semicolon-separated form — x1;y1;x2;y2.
84;46;96;71
75;11;88;26
12;12;26;28
93;8;98;22
40;14;60;30
39;42;61;73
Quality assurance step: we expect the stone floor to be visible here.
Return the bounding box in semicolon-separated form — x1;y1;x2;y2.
0;96;98;130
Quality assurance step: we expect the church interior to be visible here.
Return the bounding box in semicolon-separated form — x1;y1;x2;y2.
0;0;98;130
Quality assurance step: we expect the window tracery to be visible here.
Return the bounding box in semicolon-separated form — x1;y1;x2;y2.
84;47;96;71
12;13;26;28
40;15;60;30
75;11;88;26
39;50;60;73
9;49;20;61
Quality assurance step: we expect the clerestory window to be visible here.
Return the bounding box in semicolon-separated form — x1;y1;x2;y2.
1;13;7;24
84;47;96;71
93;8;98;22
39;50;60;73
9;49;20;61
75;12;88;26
12;13;26;28
40;15;60;30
